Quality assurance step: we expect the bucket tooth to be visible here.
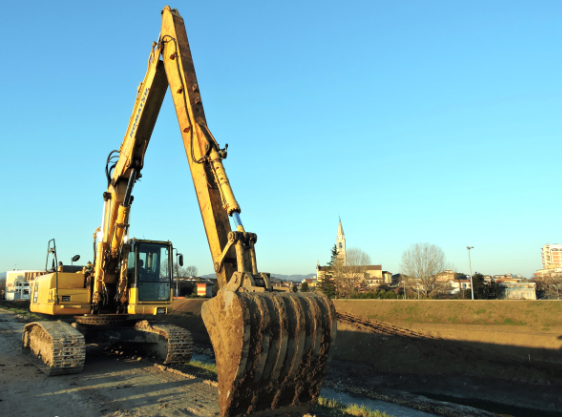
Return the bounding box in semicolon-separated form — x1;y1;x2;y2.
202;291;336;417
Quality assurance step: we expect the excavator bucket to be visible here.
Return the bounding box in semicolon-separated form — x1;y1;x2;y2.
202;291;336;417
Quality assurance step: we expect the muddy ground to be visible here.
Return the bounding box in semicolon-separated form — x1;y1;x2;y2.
170;299;562;417
0;308;221;417
332;312;562;417
2;298;562;417
0;307;445;417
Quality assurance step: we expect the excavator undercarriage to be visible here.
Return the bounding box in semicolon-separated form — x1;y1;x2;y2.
22;318;193;376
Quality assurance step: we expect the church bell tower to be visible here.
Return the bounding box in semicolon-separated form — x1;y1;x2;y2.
336;218;346;266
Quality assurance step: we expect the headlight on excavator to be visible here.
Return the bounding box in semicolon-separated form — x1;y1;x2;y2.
156;307;166;314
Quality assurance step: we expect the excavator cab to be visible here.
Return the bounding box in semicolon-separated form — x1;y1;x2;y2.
124;239;174;314
127;239;173;304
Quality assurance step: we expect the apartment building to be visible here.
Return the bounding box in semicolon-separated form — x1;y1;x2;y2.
541;244;562;269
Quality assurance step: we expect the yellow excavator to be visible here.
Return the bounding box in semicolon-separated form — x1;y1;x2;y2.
24;236;192;371
23;6;336;417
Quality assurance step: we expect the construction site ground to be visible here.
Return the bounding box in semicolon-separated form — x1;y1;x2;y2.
2;298;562;417
0;306;439;417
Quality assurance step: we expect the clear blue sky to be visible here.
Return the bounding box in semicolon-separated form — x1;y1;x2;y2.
1;1;560;278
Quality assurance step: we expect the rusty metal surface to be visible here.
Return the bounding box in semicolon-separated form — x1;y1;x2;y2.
75;314;131;327
202;291;337;417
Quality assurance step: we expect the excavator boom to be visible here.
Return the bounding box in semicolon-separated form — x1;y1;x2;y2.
130;7;336;416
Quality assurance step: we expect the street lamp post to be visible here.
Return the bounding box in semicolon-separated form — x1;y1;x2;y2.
467;246;474;300
402;281;406;300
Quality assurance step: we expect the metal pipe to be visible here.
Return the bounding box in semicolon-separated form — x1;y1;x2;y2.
209;148;241;215
232;212;245;232
123;169;137;207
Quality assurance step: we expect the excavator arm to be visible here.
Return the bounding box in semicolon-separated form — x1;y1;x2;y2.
93;9;240;307
92;7;336;417
91;46;168;307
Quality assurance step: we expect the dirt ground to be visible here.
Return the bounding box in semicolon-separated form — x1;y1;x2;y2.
0;306;447;417
3;298;562;417
331;310;562;417
169;299;562;416
331;300;562;352
0;308;221;417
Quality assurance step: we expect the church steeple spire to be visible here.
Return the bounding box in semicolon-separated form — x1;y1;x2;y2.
337;217;344;236
336;217;346;266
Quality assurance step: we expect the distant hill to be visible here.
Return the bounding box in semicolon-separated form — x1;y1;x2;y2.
200;273;316;282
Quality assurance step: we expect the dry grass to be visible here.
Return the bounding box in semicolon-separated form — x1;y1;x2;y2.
184;360;217;378
317;397;394;417
0;305;47;321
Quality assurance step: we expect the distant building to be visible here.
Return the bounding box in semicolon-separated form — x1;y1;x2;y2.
301;278;317;290
449;279;472;294
362;265;384;287
273;281;292;292
534;267;562;279
535;244;562;282
492;273;521;281
382;271;393;285
392;274;407;286
315;218;391;289
336;218;346;266
196;281;213;297
435;270;456;282
5;270;45;301
499;281;536;300
317;264;383;286
541;244;562;269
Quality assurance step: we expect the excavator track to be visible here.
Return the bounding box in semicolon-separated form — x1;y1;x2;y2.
22;321;86;376
133;321;193;364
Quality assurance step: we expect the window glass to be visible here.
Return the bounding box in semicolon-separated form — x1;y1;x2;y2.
128;249;136;280
136;243;170;301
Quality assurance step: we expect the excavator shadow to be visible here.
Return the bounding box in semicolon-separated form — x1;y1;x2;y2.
63;347;219;415
330;314;562;417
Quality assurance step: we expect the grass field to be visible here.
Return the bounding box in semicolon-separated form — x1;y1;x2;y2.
332;299;562;332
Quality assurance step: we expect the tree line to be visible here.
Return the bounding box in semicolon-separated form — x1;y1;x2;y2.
316;242;509;300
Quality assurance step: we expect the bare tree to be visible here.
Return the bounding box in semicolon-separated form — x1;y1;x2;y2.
332;247;371;297
534;272;562;299
173;263;185;279
346;247;371;291
400;243;448;298
185;265;198;278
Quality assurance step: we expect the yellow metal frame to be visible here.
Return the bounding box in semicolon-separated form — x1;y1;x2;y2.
30;273;91;315
30;273;174;316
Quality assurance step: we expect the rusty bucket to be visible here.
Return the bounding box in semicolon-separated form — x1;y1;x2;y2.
202;291;336;417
